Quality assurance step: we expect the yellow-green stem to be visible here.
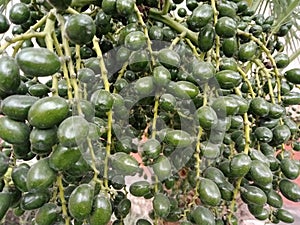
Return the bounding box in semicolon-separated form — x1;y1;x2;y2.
237;29;282;102
237;66;256;98
211;0;220;69
57;174;70;225
52;32;73;100
151;94;160;139
92;37;112;189
134;5;155;67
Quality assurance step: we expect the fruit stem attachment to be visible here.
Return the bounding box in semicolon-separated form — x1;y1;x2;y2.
57;174;70;225
161;0;171;15
237;66;256;98
134;5;155;67
149;9;198;46
92;37;113;189
237;29;282;102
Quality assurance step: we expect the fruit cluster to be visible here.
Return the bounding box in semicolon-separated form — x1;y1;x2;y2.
0;0;299;225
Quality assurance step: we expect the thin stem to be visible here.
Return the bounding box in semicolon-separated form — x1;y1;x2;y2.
151;94;160;139
161;0;171;15
57;174;70;225
237;66;256;98
149;9;198;46
211;0;220;70
92;37;112;189
134;5;155;67
237;29;282;102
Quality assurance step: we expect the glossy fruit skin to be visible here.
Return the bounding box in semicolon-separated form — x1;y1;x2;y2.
273;209;294;223
91;89;114;113
165;130;192;148
191;206;215;225
0;56;20;94
65;14;96;45
89;193;112;225
198;178;221;206
254;126;273;143
28;96;69;129
153;66;171;87
129;181;151;197
69;183;94;220
26;158;56;191
0;192;12;220
192;61;215;81
230;153;252;177
215;16;237;38
30;127;58;154
153;193;171;218
0;14;10;33
116;0;134;16
196;106;218;130
0;116;30;145
238;41;258;62
111;152;140;176
158;48;180;69
284;68;300;84
187;4;213;31
1;95;38;121
142;139;161;159
9;3;30;25
222;37;238;57
249;97;269;117
49;144;81;171
198;24;215;52
248;160;273;186
20;191;50;210
282;91;300;105
16;47;61;77
274;53;290;68
271;125;291;145
35;202;59;225
280;158;300;180
11;163;30;192
57;116;89;147
102;0;117;15
279;179;300;202
267;189;283;208
215;70;242;89
241;185;267;205
152;155;172;181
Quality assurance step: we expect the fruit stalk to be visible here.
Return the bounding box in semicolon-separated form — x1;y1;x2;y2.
92;37;113;189
57;174;70;225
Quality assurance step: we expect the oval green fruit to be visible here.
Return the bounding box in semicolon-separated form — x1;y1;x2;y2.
142;139;161;159
280;158;300;180
57;116;89;147
164;129;192;148
198;178;221;206
198;24;215;52
69;183;94;220
49;144;81;171
0;116;30;145
272;125;291;145
111;152;140;176
279;179;300;202
241;185;267;205
158;48;180;69
238;41;257;62
89;193;112;225
1;95;38;121
215;16;237;38
152;155;172;181
153;66;171;87
0;192;12;220
9;3;30;25
192;61;215;81
267;189;283;208
35;203;59;225
153;193;171;218
65;14;96;45
274;209;294;223
28;96;69;129
284;68;300;84
0;152;9;180
249;97;270;117
0;56;20;94
16;47;61;77
11;163;30;192
249;160;273;186
91;89;114;113
26;158;56;191
125;30;146;51
30;127;58;154
129;181;151;197
195;106;218;130
222;37;238;57
230;153;252;177
215;70;242;89
20;191;50;210
187;4;213;30
191;206;215;225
